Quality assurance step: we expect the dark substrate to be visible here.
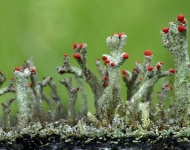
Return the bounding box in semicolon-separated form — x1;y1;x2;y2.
1;134;190;150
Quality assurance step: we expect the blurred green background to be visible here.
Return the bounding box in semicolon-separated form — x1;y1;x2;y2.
0;0;190;117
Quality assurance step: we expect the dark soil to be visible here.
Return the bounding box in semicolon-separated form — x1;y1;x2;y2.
1;134;190;150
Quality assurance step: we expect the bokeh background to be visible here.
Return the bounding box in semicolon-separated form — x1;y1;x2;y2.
0;0;190;117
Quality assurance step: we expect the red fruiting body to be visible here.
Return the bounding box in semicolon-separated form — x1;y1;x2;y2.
118;32;124;39
122;70;127;75
73;53;81;59
10;77;13;80
30;69;36;74
177;14;185;21
73;42;78;49
169;68;175;73
156;62;163;70
122;53;129;59
181;19;186;24
103;76;108;80
156;64;161;70
144;50;152;56
103;81;108;87
14;67;21;71
102;56;107;61
79;43;84;49
178;24;186;32
147;66;153;71
64;54;68;57
0;70;2;74
136;60;140;63
162;27;169;34
104;59;110;64
139;77;143;81
110;62;115;66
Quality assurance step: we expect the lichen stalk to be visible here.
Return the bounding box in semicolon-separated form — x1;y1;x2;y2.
95;59;104;77
47;79;65;120
40;77;61;121
123;69;140;100
1;98;15;132
75;75;88;116
28;85;40;122
30;71;46;123
14;68;31;128
73;44;103;114
0;78;15;96
161;17;189;125
26;58;46;123
57;51;103;115
60;78;79;125
129;70;173;119
130;65;172;103
97;33;128;126
155;85;172;124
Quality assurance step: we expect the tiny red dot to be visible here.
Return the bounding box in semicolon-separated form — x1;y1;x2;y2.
144;50;152;56
73;42;78;49
177;14;185;21
123;53;129;59
178;24;186;32
162;27;169;34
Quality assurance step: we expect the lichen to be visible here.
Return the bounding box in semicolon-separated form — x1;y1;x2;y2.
0;14;190;149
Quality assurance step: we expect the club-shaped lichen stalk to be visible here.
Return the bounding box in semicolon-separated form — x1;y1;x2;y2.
161;14;189;125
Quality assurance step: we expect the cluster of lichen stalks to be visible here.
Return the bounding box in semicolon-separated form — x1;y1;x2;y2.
0;14;190;143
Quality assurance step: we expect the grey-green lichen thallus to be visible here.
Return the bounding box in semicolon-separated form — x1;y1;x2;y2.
0;14;190;148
